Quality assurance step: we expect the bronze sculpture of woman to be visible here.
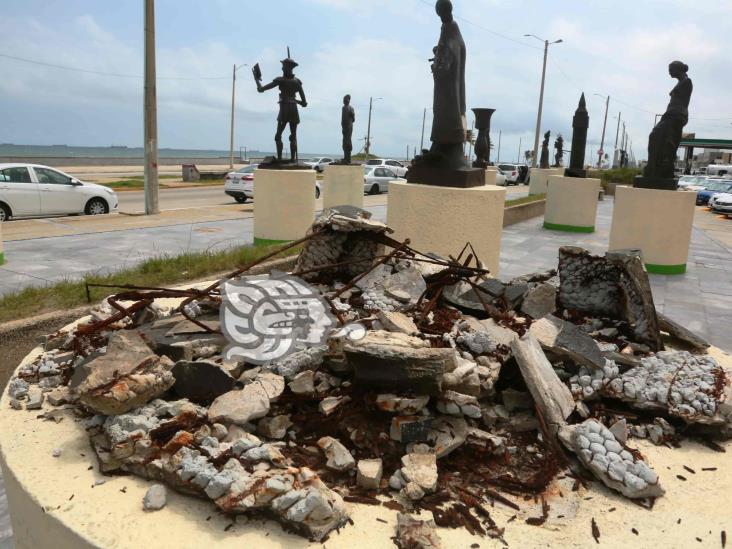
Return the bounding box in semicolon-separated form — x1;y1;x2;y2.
641;61;693;188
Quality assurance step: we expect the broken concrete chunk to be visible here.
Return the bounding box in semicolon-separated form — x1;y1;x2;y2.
400;453;438;499
530;315;605;371
560;419;664;499
345;331;456;395
319;396;350;416
395;513;443;549
356;458;383;490
504;283;529;308
26;387;44;410
318;437;355;472
8;378;29;400
138;315;227;362
143;484;167;511
428;416;467;458
208;383;271;427
376;394;430;414
249;372;285;402
377;311;419;335
465;427;506;454
46;386;74;406
511;334;575;436
436;391;482;418
657;312;710;351
520;283;557;319
288;370;316;395
258;415;293;440
171;360;235;404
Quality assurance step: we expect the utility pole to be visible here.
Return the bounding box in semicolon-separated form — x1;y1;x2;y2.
525;35;563;168
517;137;522;164
420;108;427;152
144;0;159;215
229;64;236;169
365;97;373;160
596;94;610;169
497;130;502;163
613;112;622;168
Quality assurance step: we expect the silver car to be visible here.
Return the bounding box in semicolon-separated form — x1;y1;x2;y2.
364;166;402;195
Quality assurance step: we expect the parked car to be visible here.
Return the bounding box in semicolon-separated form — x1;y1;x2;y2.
695;180;732;206
710;192;732;216
365;159;409;177
302;157;335;173
224;164;259;203
493;169;508;187
497;164;521;185
678;175;706;189
363;166;403;194
0;163;118;221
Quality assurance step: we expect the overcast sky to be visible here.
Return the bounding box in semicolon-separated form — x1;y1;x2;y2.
2;0;731;161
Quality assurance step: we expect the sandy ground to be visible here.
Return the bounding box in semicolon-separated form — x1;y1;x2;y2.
0;293;730;548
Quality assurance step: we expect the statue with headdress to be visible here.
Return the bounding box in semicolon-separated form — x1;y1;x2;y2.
253;47;308;165
540;131;550;169
553;134;564;167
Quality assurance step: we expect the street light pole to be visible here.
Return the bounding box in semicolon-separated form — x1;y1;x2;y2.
229;64;236;169
595;94;610;169
144;0;159;215
613;112;622;168
366;97;373;160
525;35;563;169
517;137;523;164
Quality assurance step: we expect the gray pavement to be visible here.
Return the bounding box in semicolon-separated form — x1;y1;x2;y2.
117;185;235;212
0;465;12;549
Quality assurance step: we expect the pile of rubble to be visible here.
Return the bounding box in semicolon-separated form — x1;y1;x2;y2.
5;207;732;546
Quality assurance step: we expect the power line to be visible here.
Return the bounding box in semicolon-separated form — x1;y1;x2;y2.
0;52;230;80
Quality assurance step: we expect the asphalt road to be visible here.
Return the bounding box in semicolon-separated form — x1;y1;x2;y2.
117;184;531;213
117;185;233;212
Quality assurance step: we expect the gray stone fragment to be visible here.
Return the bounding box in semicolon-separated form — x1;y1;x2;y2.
208;383;270;426
376;394;430;414
8;378;29;400
258;415;293;440
317;437;355;472
529;315;606;371
288;370;316;395
26;387;44;410
395;513;443;549
171;360;235;404
521;283;557;319
400;453;438;498
143;484;167;511
377;311;419;335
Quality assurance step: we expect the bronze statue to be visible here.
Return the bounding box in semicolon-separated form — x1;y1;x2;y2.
637;61;693;190
540;131;550;169
553;135;564;167
566;93;589;178
408;0;484;187
253;48;308;165
341;94;355;164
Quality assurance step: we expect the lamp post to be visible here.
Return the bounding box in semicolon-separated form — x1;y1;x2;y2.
517;136;522;164
594;93;610;169
229;63;248;169
612;112;622;168
525;34;563;169
365;97;383;160
144;0;159;215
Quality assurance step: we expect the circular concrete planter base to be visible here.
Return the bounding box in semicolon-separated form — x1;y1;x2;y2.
253;169;316;244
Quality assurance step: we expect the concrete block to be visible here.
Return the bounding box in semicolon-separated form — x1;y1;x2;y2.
323;164;364;210
609;186;696;274
544;176;601;233
253;169;316;245
387;181;506;274
529;168;564;195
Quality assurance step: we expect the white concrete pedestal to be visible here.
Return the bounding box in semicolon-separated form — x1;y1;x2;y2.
485;166;498;186
253;169;316;246
387;181;506;274
609;186;696;274
322;164;364;210
544;176;601;233
0;220;5;265
529;168;564;195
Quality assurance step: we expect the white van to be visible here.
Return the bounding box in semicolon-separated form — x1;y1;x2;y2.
706;164;732;177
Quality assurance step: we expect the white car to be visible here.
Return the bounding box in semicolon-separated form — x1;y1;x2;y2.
302;157;335;173
364;159;409;177
710;192;732;215
0;163;118;222
364;166;402;194
224;164;259;203
497;164;521;185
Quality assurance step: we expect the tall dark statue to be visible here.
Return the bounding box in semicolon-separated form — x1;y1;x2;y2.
253;48;308;166
566;93;589;178
471;108;496;168
636;61;693;191
540;131;550;169
553;135;564;167
341;94;355;164
408;0;484;188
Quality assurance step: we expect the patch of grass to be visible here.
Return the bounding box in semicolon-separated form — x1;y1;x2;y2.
505;194;545;207
0;243;300;323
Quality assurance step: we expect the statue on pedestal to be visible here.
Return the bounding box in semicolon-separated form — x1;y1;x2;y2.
341;95;355;164
566;93;589;178
540;131;551;169
253;48;308;167
553;135;564;167
636;61;693;190
407;0;484;188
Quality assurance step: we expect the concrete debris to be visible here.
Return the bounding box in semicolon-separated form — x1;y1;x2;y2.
318;437;355;471
270;346;327;380
288;370;316;395
521;282;558;319
356;458;383;490
657;312;711;351
376;394;430;415
560;419;665;499
436;391;482;418
208;383;271;427
399;453;438;500
395;513;443;549
390;416;433;443
377;310;419;335
171;360;235;404
428;416;467;458
143;484;167;511
26;387;44;410
8;378;29;400
529;315;606;371
319;395;350;416
258;415;293;440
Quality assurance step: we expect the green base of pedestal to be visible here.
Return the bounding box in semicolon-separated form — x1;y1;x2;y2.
253;237;291;247
543;221;595;233
645;263;687;275
0;251;4;265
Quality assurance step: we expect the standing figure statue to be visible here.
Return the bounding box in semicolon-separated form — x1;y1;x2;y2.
553;135;564;167
639;61;693;190
341;94;355;164
408;0;482;187
540;131;551;169
253;48;308;164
